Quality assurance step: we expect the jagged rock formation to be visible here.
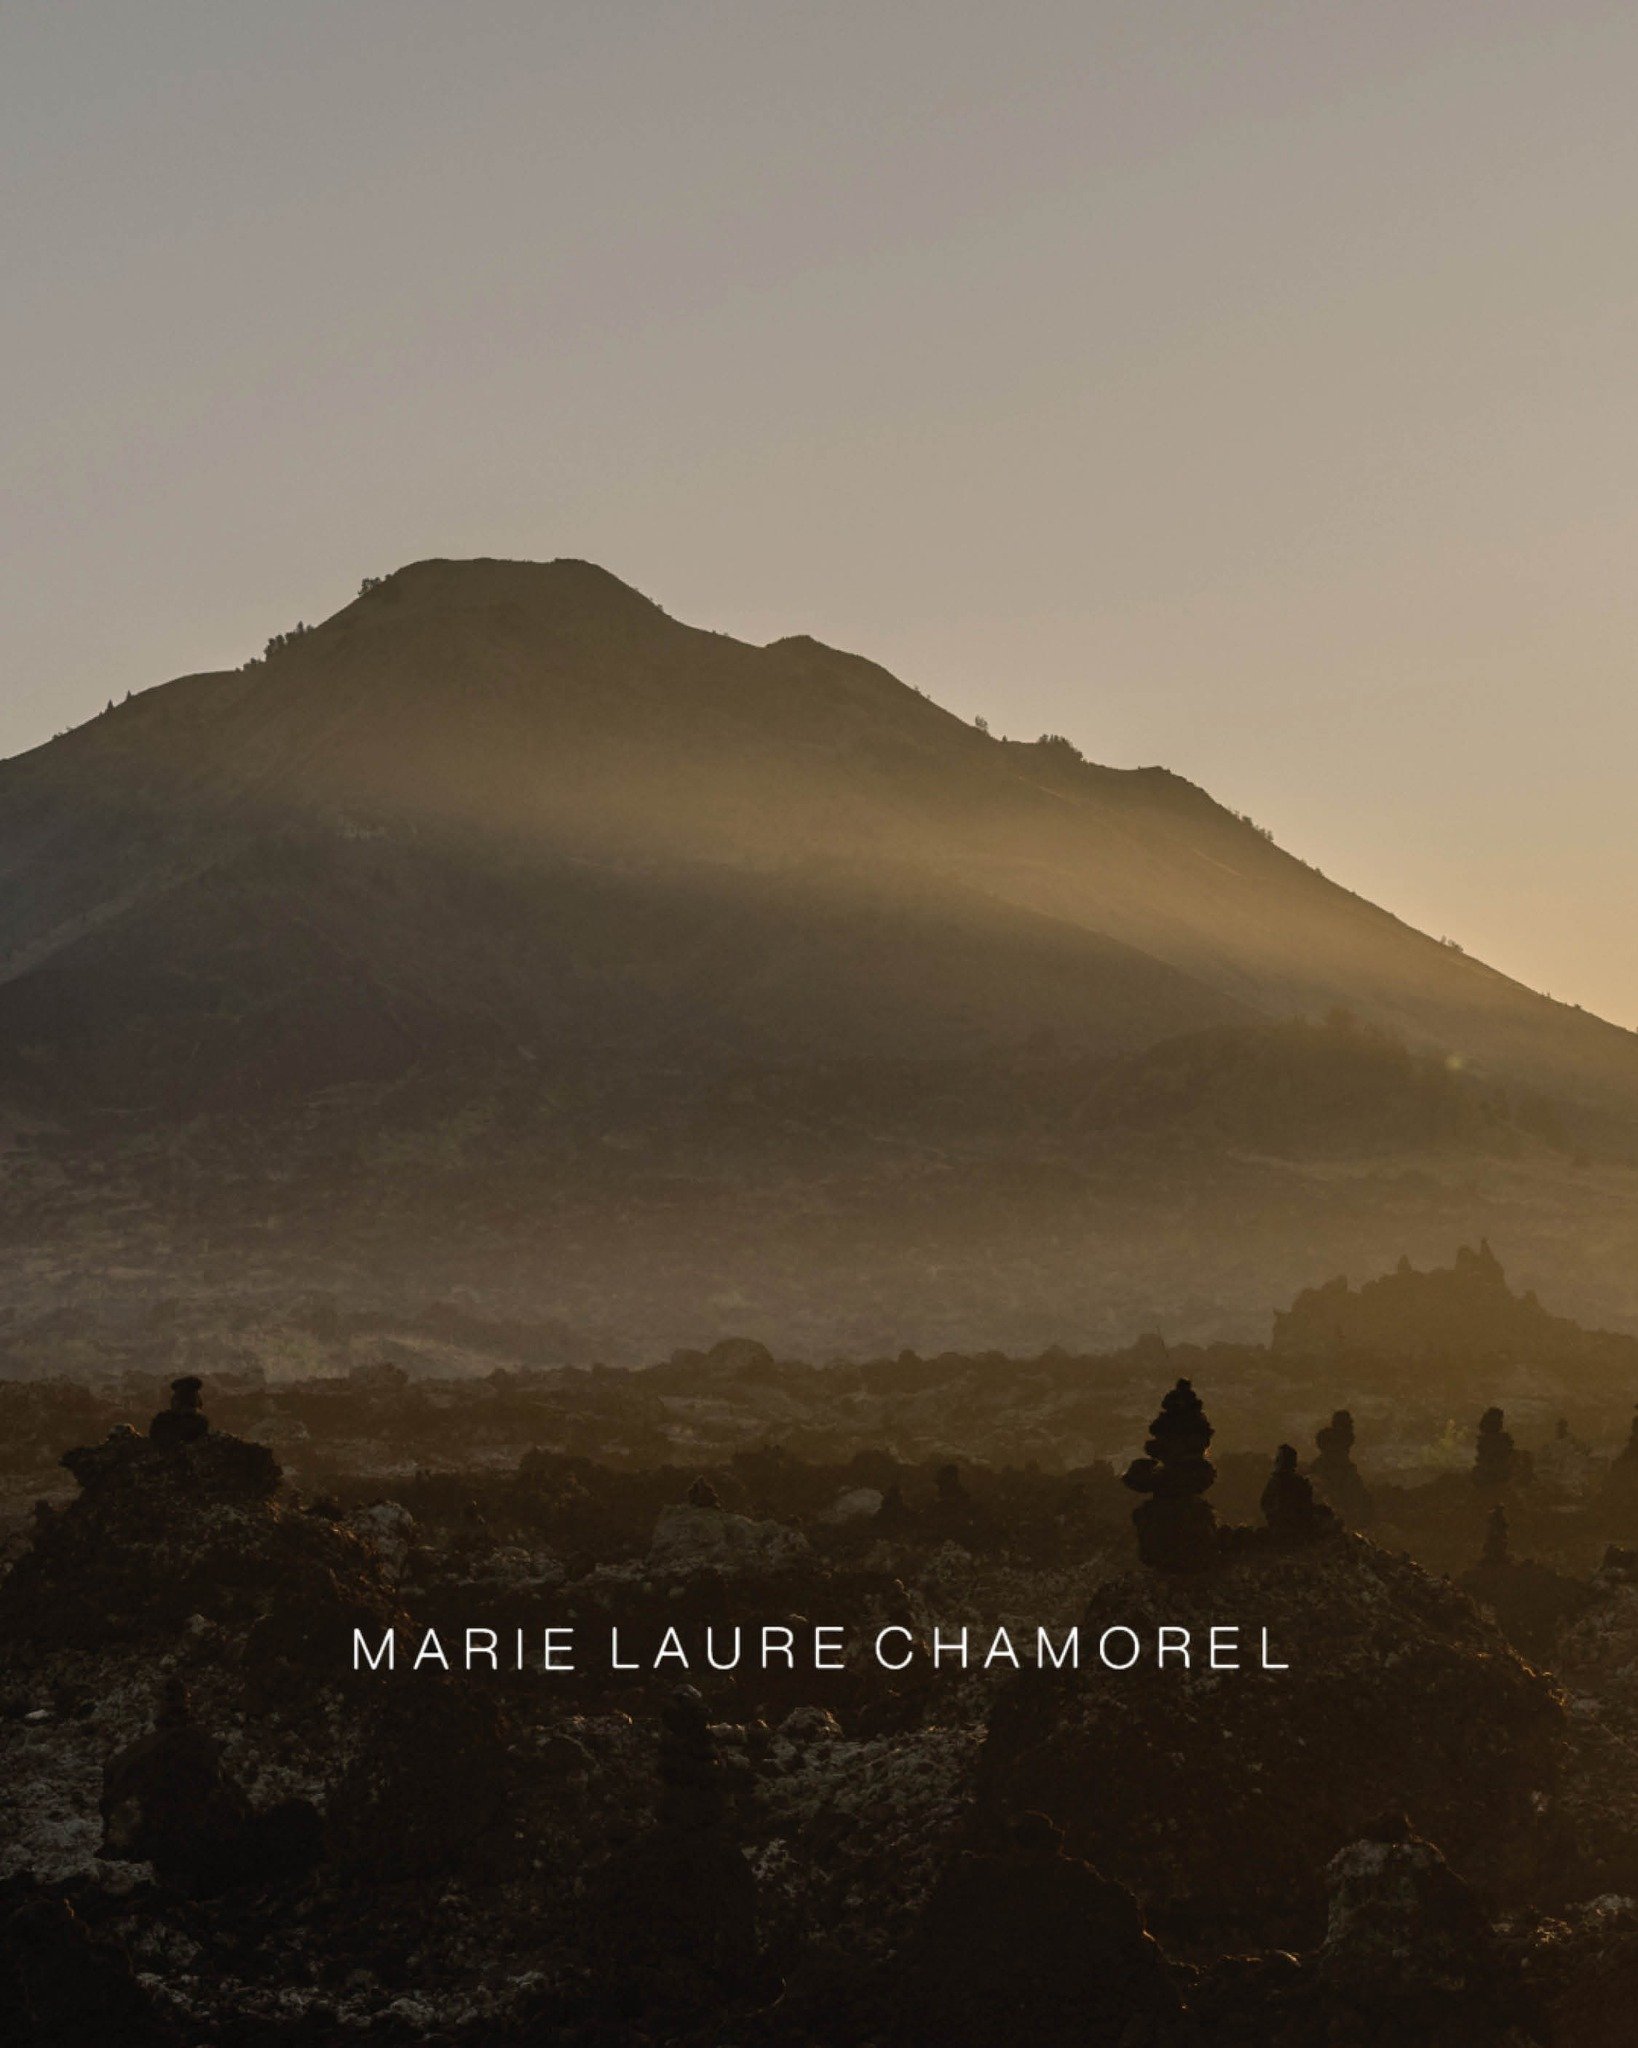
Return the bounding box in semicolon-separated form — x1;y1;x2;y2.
893;1812;1182;2047
0;1384;391;1655
1272;1242;1631;1373
1121;1379;1219;1570
1309;1409;1373;1528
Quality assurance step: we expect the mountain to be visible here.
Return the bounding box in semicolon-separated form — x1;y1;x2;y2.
3;555;1634;1117
2;556;1637;1362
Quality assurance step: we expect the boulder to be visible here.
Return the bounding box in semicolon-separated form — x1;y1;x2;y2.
818;1486;885;1525
893;1812;1182;2047
1318;1817;1544;2043
648;1501;810;1577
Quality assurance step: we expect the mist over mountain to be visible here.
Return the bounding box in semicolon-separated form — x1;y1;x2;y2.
3;557;1637;1362
5;554;1635;1110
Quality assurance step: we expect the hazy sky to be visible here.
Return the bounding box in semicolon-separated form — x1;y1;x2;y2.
4;3;1636;1020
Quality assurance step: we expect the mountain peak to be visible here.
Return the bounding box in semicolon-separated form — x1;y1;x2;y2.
352;556;674;634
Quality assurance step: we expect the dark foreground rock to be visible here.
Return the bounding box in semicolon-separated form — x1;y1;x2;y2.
981;1532;1562;1948
2;1370;1633;2044
1315;1816;1544;2045
0;1885;182;2048
0;1407;387;1660
893;1811;1183;2047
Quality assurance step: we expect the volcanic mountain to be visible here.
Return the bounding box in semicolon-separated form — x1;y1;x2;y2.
3;555;1634;1113
2;556;1637;1361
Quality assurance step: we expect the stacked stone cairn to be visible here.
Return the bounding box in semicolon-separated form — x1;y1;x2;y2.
1473;1407;1524;1493
1310;1408;1374;1528
1600;1405;1638;1522
1260;1444;1337;1546
595;1685;757;2014
1122;1378;1219;1571
147;1376;208;1449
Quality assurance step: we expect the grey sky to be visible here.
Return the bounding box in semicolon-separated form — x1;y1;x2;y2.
4;2;1636;1019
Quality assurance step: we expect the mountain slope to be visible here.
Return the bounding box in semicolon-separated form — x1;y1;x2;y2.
6;555;1638;1361
0;555;1632;1134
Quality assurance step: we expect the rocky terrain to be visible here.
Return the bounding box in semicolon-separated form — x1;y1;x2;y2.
7;1242;1638;1534
7;1297;1638;2042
